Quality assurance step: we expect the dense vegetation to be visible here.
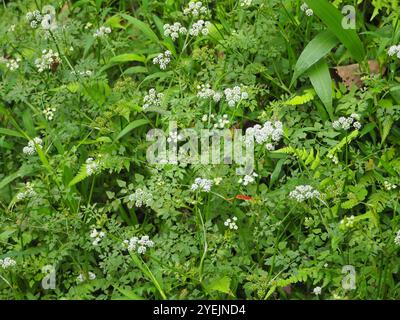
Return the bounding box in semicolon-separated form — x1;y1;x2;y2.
1;0;400;300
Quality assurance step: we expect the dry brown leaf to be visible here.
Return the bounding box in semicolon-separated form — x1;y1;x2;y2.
334;60;384;89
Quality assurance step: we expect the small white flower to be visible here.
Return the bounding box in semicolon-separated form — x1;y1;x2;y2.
191;178;213;192
0;257;16;269
289;185;320;202
86;157;100;176
238;172;258;186
143;88;164;110
23;137;43;155
153;50;172;69
94;26;111;38
224;217;238;230
164;22;187;40
183;1;208;16
224;86;248;107
313;286;322;295
123;235;154;254
43;106;56;121
34;49;61;73
128;188;153;208
189;20;211;37
388;44;400;57
90;227;105;246
395;230;400;246
332;114;361;131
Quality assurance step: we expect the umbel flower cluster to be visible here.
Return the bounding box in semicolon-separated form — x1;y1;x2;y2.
16;182;36;201
0;257;16;269
388;44;400;58
35;49;61;73
183;1;208;16
26;10;43;28
197;83;223;102
247;121;283;151
238;172;258;186
163;22;187;40
123;235;154;254
94;26;112;38
0;57;21;71
224;216;238;230
189;20;211;36
191;178;213;192
153;50;172;69
127;188;154;208
143;88;164;110
23;137;43;155
289;185;320;202
300;3;314;16
86;157;100;175
224;86;249;107
90;228;106;246
332;114;361;131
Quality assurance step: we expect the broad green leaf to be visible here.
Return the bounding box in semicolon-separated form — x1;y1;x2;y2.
291;30;338;84
305;0;365;62
206;276;232;295
123;66;148;75
115;119;149;141
122;14;160;44
0;128;24;138
308;59;333;117
109;54;145;64
0;165;35;190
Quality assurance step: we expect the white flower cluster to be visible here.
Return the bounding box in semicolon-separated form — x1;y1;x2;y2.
128;188;153;208
340;215;355;228
26;10;42;28
300;3;314;16
93;26;111;38
77;272;96;283
289;185;320;202
224;216;238;230
86;157;99;175
143;88;164;110
3;57;21;71
71;70;93;77
43;106;56;121
197;84;222;102
35;49;61;73
238;172;258;186
163;22;187;40
153;50;172;69
384;181;397;191
123;235;154;254
388;45;400;58
189;20;211;36
246;121;283;151
332;114;361;131
191;178;213;192
90;228;106;246
224;86;249;107
0;257;16;269
313;286;322;295
395;230;400;246
183;1;208;16
23;137;43;155
41;13;57;31
202;114;230;129
16;182;36;201
240;0;252;6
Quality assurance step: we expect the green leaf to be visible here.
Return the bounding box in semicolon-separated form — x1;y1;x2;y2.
122;14;160;44
115;119;149;141
0;128;24;138
291;30;338;84
0;165;36;190
109;54;145;64
206;276;231;295
305;0;365;62
123;66;148;75
308;59;333;117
